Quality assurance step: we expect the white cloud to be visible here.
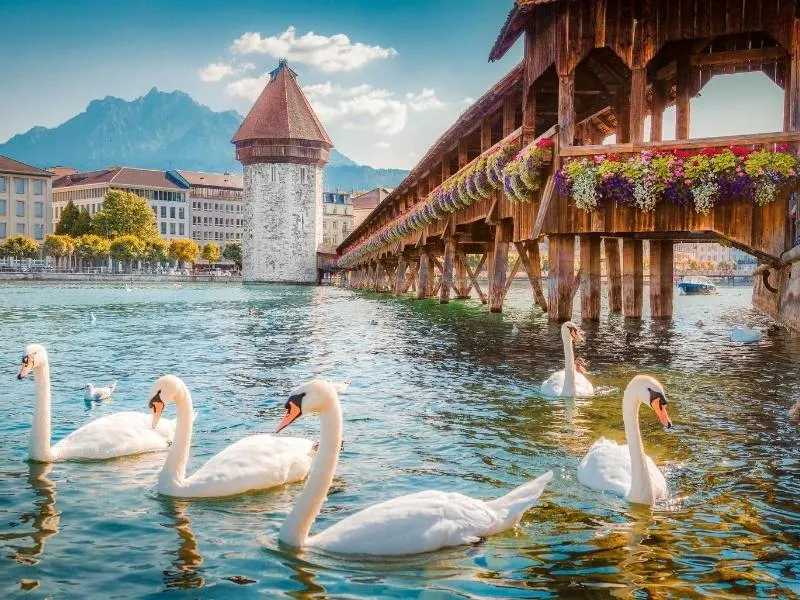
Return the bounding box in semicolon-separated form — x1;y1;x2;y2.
375;141;390;148
198;61;255;82
406;89;445;112
462;97;475;105
226;74;269;101
305;83;407;135
230;27;397;73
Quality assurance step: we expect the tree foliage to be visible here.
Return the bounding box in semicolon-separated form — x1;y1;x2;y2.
75;234;111;262
202;241;221;264
75;209;92;236
92;190;158;239
55;200;80;235
222;243;242;268
43;234;75;259
144;237;170;264
1;235;39;259
169;238;199;265
110;235;146;263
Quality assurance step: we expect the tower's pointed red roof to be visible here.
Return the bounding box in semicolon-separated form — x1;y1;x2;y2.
232;60;332;147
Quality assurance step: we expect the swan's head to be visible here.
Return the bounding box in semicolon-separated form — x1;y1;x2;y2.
276;379;340;433
627;375;672;429
18;344;48;380
561;321;583;343
147;375;186;429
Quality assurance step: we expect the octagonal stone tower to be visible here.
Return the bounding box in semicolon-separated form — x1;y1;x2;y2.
233;59;333;283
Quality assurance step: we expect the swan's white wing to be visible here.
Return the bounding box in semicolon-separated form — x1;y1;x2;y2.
308;490;500;555
52;412;171;461
577;438;631;497
540;370;565;396
574;373;595;397
175;435;314;498
645;455;668;499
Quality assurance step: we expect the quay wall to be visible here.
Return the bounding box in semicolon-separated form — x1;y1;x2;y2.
0;273;241;284
753;263;800;332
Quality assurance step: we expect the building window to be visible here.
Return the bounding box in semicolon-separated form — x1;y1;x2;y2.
179;223;185;236
16;223;25;234
0;177;6;193
301;167;307;182
161;222;166;235
170;206;176;219
160;206;166;218
33;180;43;195
170;223;175;235
34;224;44;240
0;223;5;238
16;201;25;217
34;202;43;218
14;178;25;194
0;199;5;216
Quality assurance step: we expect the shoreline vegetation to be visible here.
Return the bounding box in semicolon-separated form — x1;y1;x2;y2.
0;273;240;283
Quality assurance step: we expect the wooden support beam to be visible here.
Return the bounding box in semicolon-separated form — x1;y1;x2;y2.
689;47;787;68
514;240;548;312
789;18;800;132
522;81;536;144
456;250;487;304
454;252;471;299
547;234;576;321
504;254;522;298
489;221;512;313
440;239;455;304
480;116;493;152
503;96;516;137
579;236;601;320
532;174;556;239
649;241;674;319
394;256;407;295
622;239;644;319
651;80;666;142
457;138;469;169
629;67;647;144
558;71;575;148
604;238;622;313
417;253;432;299
676;50;692;140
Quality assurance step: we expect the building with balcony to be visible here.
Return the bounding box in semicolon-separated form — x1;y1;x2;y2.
0;155;53;243
52;167;190;239
173;170;243;245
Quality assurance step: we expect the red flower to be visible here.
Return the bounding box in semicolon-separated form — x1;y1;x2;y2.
729;145;750;157
700;147;723;157
606;154;620;162
775;143;790;152
674;149;693;159
535;137;554;148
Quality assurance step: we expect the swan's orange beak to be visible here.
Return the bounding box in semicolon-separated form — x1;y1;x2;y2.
276;400;302;433
569;328;583;343
149;392;164;430
17;356;32;380
650;398;672;429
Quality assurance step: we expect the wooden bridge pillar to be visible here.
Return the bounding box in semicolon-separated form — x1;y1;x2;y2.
514;240;548;312
394;256;407;295
604;238;622;313
489;221;512;313
649;241;674;318
439;239;455;304
417;252;432;299
454;252;470;299
548;234;576;321
622;239;644;319
580;235;601;320
676;51;691;139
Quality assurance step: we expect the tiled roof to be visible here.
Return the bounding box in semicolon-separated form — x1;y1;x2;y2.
176;170;243;189
232;60;333;146
53;168;119;188
54;167;187;189
0;155;54;177
489;0;559;62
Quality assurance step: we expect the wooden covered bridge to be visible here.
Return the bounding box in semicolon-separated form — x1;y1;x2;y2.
336;0;800;321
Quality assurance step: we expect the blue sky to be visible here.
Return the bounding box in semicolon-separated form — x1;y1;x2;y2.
0;0;785;169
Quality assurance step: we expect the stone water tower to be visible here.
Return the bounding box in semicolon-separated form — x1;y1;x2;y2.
232;59;333;283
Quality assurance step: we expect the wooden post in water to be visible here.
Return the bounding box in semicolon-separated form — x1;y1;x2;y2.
604;238;622;313
649;241;674;318
454;252;470;299
514;240;548;312
394;256;407;296
417;252;432;299
622;239;643;318
489;221;512;312
547;234;575;321
440;239;455;303
580;235;601;320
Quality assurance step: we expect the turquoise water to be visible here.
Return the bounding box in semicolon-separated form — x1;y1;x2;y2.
0;282;798;598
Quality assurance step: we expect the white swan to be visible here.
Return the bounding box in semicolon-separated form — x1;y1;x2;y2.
17;344;177;462
731;325;762;343
577;375;672;505
540;321;594;397
274;380;553;555
148;375;318;498
85;381;116;401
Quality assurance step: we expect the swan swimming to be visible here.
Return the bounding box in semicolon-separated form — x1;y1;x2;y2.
730;325;762;343
577;375;672;505
85;381;117;401
274;380;553;555
540;321;594;397
17;344;177;462
147;375;319;499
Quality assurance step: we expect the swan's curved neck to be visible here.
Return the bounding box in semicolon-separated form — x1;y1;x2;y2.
30;364;53;462
159;386;194;489
562;331;576;396
622;391;653;504
279;395;342;547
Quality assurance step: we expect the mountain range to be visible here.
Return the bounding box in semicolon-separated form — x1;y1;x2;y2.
0;88;408;192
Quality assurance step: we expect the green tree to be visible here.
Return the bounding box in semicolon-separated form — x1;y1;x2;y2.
222;243;242;269
144;237;169;268
1;235;39;259
92;189;158;239
75;209;92;236
202;241;221;265
43;234;75;269
168;238;199;268
75;234;111;270
110;235;145;273
55;200;80;235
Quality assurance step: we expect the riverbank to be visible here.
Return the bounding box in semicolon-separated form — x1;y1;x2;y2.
0;272;241;284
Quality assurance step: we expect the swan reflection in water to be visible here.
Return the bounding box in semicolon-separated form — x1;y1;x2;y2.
0;463;60;565
159;498;204;590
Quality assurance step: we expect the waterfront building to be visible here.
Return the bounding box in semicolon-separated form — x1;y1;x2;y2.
0;155;53;242
352;188;391;229
52;167;190;239
232;59;333;283
173;170;244;245
674;242;733;266
322;190;353;247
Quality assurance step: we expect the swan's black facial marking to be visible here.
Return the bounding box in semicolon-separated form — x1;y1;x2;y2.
17;354;34;380
648;387;672;429
285;392;305;413
648;387;667;409
149;390;164;411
